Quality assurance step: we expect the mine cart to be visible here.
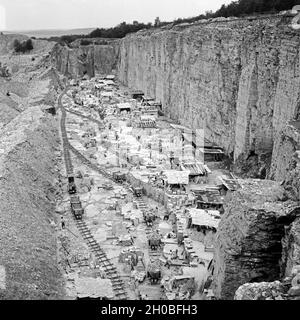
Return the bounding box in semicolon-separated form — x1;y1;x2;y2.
131;90;144;101
148;232;161;250
148;238;161;250
71;202;84;220
133;187;143;197
68;175;77;194
147;260;162;284
70;195;81;204
113;172;126;183
101;183;113;190
144;212;156;227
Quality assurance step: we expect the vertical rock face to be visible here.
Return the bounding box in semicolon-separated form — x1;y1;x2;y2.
281;218;300;277
270;124;300;181
52;42;119;78
117;16;300;172
52;44;95;78
213;179;299;300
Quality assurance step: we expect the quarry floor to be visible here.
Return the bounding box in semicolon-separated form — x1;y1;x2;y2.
53;78;236;300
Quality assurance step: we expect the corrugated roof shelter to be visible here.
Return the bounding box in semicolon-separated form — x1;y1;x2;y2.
101;91;113;97
181;161;207;176
219;176;242;191
189;208;220;229
163;170;189;185
104;80;116;86
75;277;114;299
117;102;132;111
106;75;116;80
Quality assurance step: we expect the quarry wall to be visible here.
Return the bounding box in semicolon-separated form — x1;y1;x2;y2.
213;179;300;299
52;42;119;78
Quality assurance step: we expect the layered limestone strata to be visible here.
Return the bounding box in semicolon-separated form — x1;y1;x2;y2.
281;215;300;276
270;122;300;181
52;42;119;78
213;179;299;300
0;107;64;299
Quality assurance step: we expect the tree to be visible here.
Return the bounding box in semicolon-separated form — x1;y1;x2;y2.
25;39;33;51
13;39;21;52
154;17;161;27
80;39;91;46
13;38;34;53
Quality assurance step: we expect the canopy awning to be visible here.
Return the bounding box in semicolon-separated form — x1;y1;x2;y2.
117;102;132;110
189;208;220;229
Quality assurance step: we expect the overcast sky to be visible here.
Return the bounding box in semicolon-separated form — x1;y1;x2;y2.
0;0;233;31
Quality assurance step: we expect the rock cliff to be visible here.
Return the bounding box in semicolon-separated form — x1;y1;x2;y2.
52;41;119;78
213;179;300;300
234;264;300;300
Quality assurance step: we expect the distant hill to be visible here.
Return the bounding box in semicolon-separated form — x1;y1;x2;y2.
3;28;95;39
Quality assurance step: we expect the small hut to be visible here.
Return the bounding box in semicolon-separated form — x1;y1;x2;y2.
117;102;132;113
163;170;189;194
188;208;220;232
131;90;144;101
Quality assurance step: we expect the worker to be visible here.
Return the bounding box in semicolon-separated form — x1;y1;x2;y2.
61;216;65;229
165;255;172;269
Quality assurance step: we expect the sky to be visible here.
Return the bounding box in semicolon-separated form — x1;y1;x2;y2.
0;0;233;31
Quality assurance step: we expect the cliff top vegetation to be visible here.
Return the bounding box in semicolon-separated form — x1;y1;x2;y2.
43;0;300;44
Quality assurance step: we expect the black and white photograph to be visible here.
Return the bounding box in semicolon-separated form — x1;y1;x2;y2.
0;0;300;308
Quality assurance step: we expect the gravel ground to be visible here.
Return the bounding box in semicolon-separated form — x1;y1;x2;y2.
0;107;65;299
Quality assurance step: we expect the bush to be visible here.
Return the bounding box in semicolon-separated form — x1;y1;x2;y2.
213;0;299;18
13;39;34;53
80;39;91;46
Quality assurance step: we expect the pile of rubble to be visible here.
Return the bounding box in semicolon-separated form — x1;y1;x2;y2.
235;265;300;300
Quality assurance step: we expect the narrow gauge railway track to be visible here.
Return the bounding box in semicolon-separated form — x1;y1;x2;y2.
58;89;128;300
59;85;163;291
68;143;163;263
64;91;104;126
134;196;162;261
65;108;104;126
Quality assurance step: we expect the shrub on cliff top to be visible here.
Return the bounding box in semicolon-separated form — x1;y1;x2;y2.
13;39;34;53
213;0;300;18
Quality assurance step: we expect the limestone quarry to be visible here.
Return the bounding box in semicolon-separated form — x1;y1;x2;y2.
1;10;300;301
